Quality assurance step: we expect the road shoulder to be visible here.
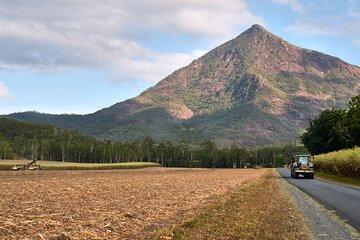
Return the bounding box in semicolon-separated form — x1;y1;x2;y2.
279;175;360;240
315;172;360;189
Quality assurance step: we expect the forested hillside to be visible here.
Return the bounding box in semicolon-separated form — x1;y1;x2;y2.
0;117;105;162
0;117;306;167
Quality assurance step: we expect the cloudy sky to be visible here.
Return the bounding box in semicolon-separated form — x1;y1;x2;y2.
0;0;359;114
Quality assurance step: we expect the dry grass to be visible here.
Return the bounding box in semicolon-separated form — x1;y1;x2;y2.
0;168;264;240
0;159;160;171
154;169;313;240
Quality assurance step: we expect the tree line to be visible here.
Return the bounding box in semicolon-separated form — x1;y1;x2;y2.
0;117;307;167
301;95;360;155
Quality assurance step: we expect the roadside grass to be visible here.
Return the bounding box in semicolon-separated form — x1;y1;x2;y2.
153;169;313;240
316;171;360;187
313;147;360;179
0;159;160;171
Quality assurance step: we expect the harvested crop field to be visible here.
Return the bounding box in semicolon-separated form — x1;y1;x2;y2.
0;168;265;240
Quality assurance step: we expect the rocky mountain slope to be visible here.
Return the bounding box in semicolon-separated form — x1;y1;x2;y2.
8;24;360;146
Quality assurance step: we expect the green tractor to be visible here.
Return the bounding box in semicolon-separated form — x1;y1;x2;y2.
290;155;314;179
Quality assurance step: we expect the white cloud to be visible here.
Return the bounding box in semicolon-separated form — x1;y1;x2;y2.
0;81;11;99
0;0;262;82
270;0;303;11
287;18;360;38
285;0;360;41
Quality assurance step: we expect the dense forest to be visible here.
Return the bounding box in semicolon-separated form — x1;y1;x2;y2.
0;117;306;168
301;95;360;155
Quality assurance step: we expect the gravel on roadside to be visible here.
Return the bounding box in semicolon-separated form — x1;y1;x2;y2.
279;176;360;240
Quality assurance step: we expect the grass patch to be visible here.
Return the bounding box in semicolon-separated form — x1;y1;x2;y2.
153;169;313;240
0;159;160;171
316;171;360;187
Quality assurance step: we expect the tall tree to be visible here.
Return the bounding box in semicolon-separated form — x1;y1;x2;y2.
200;140;217;168
347;95;360;146
301;109;348;154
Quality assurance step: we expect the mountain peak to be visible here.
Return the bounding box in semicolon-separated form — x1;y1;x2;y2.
244;24;269;35
250;24;266;31
232;24;278;47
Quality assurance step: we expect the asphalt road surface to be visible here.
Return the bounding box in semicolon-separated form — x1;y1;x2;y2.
277;168;360;230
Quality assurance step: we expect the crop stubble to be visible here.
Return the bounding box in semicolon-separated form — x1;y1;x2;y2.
0;168;265;239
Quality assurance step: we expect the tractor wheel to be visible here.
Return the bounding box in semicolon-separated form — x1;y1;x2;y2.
294;173;299;179
309;173;314;179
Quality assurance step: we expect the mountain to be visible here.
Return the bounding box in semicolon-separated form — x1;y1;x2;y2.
7;24;360;146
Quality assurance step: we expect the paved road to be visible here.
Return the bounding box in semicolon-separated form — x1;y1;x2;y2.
277;168;360;230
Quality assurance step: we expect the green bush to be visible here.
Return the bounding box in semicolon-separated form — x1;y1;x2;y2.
314;148;360;179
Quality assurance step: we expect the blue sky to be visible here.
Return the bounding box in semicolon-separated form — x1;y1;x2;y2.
0;0;359;114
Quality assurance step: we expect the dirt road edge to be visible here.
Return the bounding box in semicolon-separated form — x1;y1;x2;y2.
279;173;360;240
